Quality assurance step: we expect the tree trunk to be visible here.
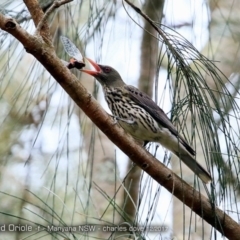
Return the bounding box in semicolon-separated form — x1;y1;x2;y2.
123;0;164;222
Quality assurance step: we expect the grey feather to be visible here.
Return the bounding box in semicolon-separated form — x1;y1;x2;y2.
124;85;211;183
124;85;195;155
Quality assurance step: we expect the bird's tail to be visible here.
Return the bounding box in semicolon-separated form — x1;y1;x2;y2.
175;151;212;184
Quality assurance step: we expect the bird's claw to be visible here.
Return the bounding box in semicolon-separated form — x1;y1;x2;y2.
112;115;135;125
112;115;118;125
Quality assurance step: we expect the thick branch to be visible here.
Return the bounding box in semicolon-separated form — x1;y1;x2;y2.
0;13;239;240
23;0;45;26
36;0;72;33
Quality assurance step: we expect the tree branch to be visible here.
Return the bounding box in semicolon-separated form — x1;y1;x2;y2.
0;8;239;240
36;0;72;33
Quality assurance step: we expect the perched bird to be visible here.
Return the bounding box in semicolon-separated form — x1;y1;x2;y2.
80;58;212;183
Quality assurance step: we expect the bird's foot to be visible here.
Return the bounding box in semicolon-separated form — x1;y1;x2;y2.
112;115;135;125
112;115;118;125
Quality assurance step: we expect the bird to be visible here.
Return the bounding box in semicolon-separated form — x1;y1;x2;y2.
79;58;212;183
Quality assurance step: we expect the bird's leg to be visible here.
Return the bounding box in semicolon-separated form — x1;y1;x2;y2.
143;141;149;148
112;115;119;125
112;115;136;125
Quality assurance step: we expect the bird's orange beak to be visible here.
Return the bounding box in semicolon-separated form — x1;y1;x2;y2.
81;58;101;76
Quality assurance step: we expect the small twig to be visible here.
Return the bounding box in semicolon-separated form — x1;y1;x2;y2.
123;0;164;38
123;0;184;65
36;0;73;33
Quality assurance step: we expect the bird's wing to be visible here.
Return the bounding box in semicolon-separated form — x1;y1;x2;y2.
124;85;195;156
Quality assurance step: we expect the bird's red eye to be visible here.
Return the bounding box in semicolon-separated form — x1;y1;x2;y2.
104;67;111;73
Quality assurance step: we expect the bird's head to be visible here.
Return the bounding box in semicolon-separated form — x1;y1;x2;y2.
81;58;125;87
